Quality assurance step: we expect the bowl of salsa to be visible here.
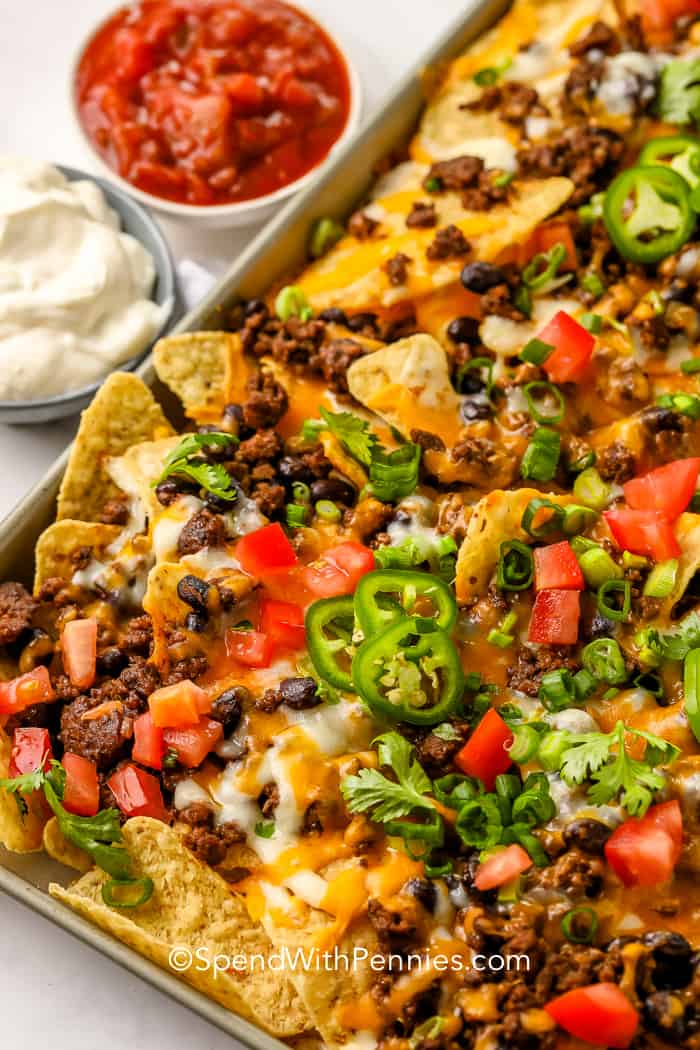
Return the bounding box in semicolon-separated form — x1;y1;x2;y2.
71;0;361;225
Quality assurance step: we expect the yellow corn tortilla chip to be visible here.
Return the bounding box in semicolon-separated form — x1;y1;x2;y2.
297;177;573;312
154;331;252;422
0;727;47;852
43;817;92;873
57;373;174;523
50;817;311;1038
34;520;122;592
658;513;700;622
347;333;463;449
455;488;573;603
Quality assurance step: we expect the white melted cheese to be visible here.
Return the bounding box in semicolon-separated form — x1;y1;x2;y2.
546;773;623;829
480;297;581;356
596;51;662;115
151;495;203;561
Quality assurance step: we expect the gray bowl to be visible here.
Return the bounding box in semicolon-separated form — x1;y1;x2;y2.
0;164;179;424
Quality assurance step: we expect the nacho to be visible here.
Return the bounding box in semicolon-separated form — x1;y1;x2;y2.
34;520;122;592
153;330;252;422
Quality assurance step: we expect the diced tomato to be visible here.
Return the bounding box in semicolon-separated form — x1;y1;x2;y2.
225;629;275;668
9;727;52;777
236;523;298;578
163;717;224;768
0;666;55;716
641;0;700;32
62;753;100;817
605;801;683;887
107;764;168;822
533;541;584;592
301;542;375;598
62;617;97;690
545;983;639;1048
148;679;212;728
474;844;532;891
538;311;595;384
604;508;681;562
114;28;155;82
455;708;514;791
132;711;165;770
259;598;306;650
223;72;265;108
623;458;700;523
535;223;577;271
528;589;580;645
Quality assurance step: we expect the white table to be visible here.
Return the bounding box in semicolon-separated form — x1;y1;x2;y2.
0;1;466;1046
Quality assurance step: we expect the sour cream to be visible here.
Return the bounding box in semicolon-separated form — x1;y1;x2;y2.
0;158;168;400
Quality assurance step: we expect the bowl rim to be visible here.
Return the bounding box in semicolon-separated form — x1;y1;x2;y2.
0;162;178;412
67;0;363;220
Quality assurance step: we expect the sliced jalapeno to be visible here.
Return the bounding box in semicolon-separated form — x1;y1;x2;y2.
639;134;700;189
305;596;356;692
603;165;695;265
354;569;457;636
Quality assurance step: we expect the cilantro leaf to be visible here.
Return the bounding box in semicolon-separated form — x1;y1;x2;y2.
0;764;47;816
341;733;434;822
255;820;275;838
155;432;238;501
658;58;700;125
319;407;379;467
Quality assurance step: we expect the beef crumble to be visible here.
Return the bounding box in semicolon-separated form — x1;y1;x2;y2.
0;581;36;645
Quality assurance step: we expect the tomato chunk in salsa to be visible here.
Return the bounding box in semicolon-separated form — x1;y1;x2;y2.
75;0;352;206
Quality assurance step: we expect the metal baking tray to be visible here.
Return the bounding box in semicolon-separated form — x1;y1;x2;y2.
0;0;510;1042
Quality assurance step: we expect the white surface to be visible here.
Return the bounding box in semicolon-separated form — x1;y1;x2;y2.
0;1;465;1048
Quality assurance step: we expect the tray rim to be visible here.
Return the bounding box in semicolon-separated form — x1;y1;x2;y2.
0;0;512;1044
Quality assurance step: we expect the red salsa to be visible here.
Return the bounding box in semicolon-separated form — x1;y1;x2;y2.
75;0;352;206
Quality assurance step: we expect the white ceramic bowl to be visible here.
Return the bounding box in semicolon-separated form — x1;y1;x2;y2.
69;4;362;228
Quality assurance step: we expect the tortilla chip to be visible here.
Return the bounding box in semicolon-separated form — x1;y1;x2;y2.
347;333;463;448
34;521;122;592
297;177;573;312
0;727;47;852
57;374;174;523
659;512;700;621
154;331;252;422
455;488;573;603
43;817;92;873
50;818;311;1038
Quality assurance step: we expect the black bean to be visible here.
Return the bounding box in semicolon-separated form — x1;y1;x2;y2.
640;405;684;434
588;611;616;639
97;647;128;677
319;307;348;325
563;819;612;856
205;491;235;513
278;455;314;485
177;574;211;614
661;280;693;304
210;687;247;732
185;612;207;633
447;316;480;344
461;399;492;421
278;677;321;710
643;931;694;990
346;312;378;333
310;477;356;505
402;877;436;912
222;403;243;428
643;991;689;1041
155;480;180;506
460;261;506;294
244;298;268;318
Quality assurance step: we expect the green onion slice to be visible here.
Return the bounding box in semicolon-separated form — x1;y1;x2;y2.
521;498;565;538
597;579;632;622
497;540;534;591
523;381;566;424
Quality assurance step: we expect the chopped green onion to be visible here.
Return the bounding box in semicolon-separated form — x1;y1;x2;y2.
508;725;541;763
633;671;664;699
275;285;313;322
497;540;534;591
424;857;454;878
522;243;567;292
521;498;565;538
520;338;555;366
690;493;700;513
538;730;572;771
568;449;596;475
580;312;603;334
292;481;311;503
602;687;620;701
255;821;276;838
578;547;623;589
286;503;308;528
488;611;517;649
309;217;344;259
582;638;628;685
539;669;575;711
302;418;324;442
315;500;342;523
521;427;561;482
622;550;649;570
494;171;515;188
162;748;179;770
473;57;512;85
523;381;566;424
456;356;494;396
684;648;700;744
681;357;700;374
571;535;600;555
424;176;443;193
644;558;679;598
657;392;700;420
573;668;598;701
581;272;606;298
562;504;599;536
101;877;154;910
561;906;598;944
647;289;664;315
578;192;604;225
513;285;532;317
597;579;631;622
573;467;611;511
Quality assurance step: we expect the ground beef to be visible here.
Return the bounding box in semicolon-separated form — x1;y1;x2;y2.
598;355;650;409
99;498;130;526
239;308;326;367
119;656;161;699
406;201;437;228
60;693;137;771
534;848;604;898
367;898;418;953
463;80;547;124
597;440;636;482
426;225;471;261
313;338;367;395
507;645;581;696
629;312;671;352
383;252;412;285
480;283;525;320
0;581;36;645
410;429;446;453
253;482;286;517
413;725;469;777
424;155;484;191
163;654;208;687
436;493;469;542
640;406;687;466
259;781;280;817
241;369;288;430
517;124;624;206
182;810;246;866
562;57;604;116
569;19;621;56
348;209;379;239
176;509;225;557
235;429;283;464
119;614;153;656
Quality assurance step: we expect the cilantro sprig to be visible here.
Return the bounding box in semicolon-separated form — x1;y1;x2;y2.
317;408;421;502
154;432;239;502
559;720;679;816
341;733;435;823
